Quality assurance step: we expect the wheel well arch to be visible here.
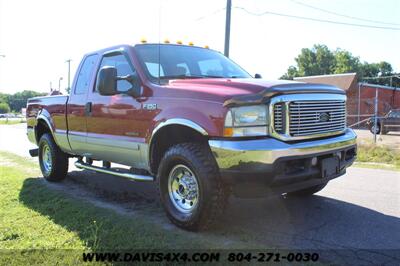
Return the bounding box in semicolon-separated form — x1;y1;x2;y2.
35;119;52;143
149;124;209;174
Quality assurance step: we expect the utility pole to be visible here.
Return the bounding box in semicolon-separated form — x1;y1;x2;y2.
224;0;232;57
65;59;71;93
373;88;378;143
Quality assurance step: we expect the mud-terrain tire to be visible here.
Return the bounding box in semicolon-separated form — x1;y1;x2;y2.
38;133;69;182
288;182;328;197
158;143;227;231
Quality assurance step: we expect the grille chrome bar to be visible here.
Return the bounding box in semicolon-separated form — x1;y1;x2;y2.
273;103;284;133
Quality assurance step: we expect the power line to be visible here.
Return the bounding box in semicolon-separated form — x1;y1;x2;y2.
291;0;400;26
195;7;226;21
235;6;400;31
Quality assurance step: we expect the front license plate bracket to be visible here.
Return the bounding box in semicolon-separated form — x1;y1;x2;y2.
321;157;340;178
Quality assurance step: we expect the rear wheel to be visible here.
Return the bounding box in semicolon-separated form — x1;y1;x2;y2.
38;133;69;182
288;182;328;197
158;143;227;231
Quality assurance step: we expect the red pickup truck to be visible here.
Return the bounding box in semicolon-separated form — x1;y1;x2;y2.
27;43;357;230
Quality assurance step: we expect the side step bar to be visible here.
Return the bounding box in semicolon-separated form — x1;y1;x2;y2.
74;161;154;182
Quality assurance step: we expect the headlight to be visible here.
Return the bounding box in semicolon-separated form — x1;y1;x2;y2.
224;105;268;137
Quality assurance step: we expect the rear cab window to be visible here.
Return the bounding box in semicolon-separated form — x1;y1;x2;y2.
74;54;99;95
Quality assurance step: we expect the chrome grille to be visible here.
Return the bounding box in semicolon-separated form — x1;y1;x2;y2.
273;103;284;133
289;100;346;137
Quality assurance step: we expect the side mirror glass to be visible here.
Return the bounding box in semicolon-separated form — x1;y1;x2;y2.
255;73;262;79
97;66;118;96
117;74;141;98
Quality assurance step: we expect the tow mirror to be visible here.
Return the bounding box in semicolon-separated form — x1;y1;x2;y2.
255;73;262;79
97;66;118;96
117;75;141;98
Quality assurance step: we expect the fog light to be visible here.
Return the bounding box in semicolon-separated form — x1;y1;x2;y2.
311;157;318;166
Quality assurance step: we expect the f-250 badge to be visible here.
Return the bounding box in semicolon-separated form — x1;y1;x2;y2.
143;103;157;110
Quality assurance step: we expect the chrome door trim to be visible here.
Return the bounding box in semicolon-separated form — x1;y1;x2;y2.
85;133;148;169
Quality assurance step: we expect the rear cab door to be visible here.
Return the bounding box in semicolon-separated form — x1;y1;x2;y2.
66;54;99;155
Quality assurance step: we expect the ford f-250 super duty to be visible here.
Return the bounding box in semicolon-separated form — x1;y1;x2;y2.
27;43;357;230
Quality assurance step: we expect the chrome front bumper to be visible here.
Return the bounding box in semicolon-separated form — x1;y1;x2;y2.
209;128;357;172
27;127;36;144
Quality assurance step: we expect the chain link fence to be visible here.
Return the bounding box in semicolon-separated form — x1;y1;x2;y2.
347;87;400;143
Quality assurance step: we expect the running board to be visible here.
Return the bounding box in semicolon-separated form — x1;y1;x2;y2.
74;161;154;182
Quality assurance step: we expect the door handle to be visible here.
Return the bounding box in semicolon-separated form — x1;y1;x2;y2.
85;102;92;116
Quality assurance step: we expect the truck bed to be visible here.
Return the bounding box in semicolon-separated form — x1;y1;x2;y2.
26;95;69;141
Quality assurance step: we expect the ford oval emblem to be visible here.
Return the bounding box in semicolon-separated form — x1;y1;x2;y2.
319;112;330;122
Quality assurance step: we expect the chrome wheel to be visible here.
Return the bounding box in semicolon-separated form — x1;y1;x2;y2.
41;144;52;174
168;164;199;213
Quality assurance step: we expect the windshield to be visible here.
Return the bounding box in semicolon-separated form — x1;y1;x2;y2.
134;44;251;83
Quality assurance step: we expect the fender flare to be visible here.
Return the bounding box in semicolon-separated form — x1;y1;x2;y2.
147;118;209;171
35;111;57;143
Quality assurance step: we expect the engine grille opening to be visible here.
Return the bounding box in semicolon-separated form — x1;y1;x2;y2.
289;100;346;137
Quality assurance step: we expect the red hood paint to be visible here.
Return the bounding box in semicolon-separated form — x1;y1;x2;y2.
159;78;343;104
160;78;303;103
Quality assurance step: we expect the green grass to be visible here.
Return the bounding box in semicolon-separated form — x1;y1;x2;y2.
0;119;26;125
356;142;400;170
0;151;258;265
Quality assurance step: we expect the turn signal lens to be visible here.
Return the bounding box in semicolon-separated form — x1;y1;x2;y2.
223;127;233;137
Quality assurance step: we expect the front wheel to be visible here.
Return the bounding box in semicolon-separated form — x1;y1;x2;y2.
38;133;69;182
370;123;381;134
158;143;227;231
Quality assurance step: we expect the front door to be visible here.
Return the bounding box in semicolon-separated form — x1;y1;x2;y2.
85;52;147;169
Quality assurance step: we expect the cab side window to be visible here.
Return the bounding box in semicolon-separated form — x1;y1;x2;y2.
75;54;98;94
98;54;138;92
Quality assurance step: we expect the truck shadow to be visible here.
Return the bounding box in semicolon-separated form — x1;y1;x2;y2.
19;170;400;254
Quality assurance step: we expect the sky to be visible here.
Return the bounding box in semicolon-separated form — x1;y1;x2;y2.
0;0;399;94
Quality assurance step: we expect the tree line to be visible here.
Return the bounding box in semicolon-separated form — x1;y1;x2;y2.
280;44;399;87
0;90;47;114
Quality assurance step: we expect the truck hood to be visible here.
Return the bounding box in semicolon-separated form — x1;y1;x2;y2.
165;78;344;106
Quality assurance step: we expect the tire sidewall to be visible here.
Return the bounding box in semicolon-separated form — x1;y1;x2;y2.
370;123;380;134
38;134;58;180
